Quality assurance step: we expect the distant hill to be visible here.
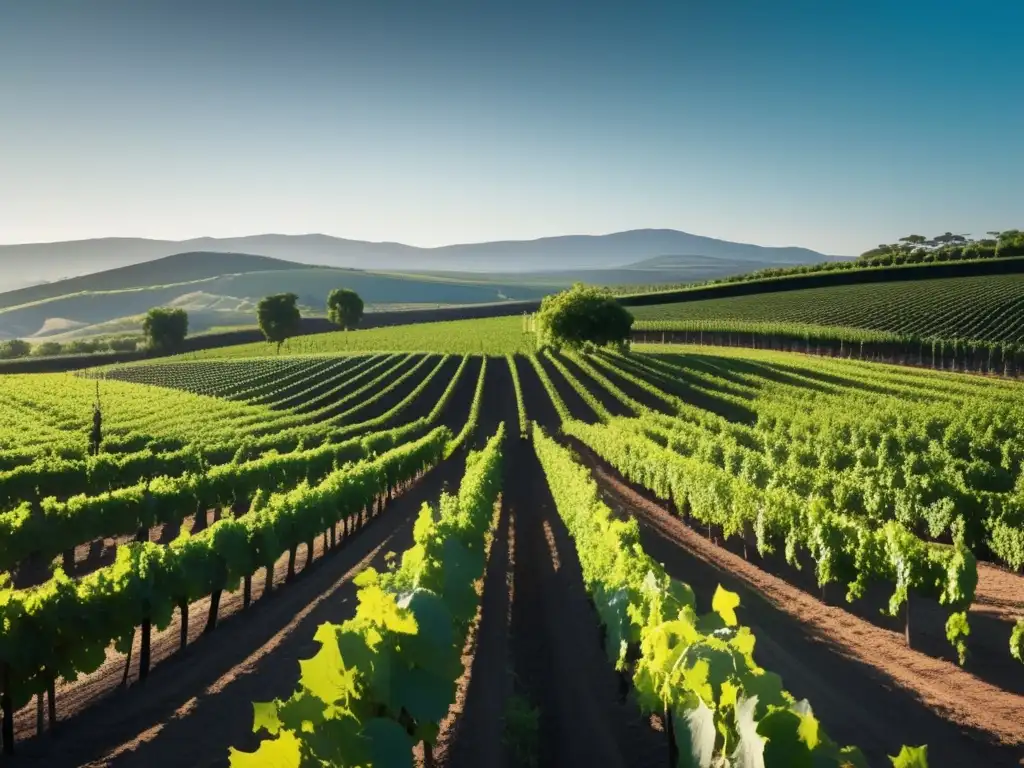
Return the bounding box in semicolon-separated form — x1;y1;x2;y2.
0;229;837;290
0;254;554;341
0;251;309;310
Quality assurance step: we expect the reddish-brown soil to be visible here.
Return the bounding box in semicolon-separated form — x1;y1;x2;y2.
570;442;1024;767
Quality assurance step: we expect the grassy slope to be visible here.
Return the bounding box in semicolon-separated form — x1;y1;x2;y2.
631;273;1024;343
156;315;535;359
0;269;552;341
0;252;306;310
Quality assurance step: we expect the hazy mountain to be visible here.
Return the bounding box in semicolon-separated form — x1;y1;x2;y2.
0;229;837;291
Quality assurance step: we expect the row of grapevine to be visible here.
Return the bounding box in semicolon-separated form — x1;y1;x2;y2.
228;423;506;767
603;351;1024;571
632;323;1024;377
0;425;456;752
531;425;927;767
564;417;977;662
506;354;528;436
631;273;1024;345
0;356;473;578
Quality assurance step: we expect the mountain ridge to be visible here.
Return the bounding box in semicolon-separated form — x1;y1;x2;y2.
0;229;842;291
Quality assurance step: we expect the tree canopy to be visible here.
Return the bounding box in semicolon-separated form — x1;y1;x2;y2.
143;307;189;352
257;293;302;351
327;288;365;330
535;283;634;350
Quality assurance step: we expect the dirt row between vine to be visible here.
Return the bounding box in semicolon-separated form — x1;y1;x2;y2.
513;358;669;767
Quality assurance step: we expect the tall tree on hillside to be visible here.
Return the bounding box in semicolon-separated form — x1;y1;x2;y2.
257;293;302;352
143;307;189;353
326;288;364;330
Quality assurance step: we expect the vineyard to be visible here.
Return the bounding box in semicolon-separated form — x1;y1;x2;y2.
1;337;1023;767
631;274;1024;374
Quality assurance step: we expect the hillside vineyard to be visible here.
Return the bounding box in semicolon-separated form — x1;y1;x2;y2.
1;346;1023;766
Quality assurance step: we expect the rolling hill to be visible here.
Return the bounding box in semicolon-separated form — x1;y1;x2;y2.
0;254;554;341
0;229;838;291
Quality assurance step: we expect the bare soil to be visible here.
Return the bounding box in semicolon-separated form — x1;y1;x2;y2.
514;356;667;768
571;442;1024;767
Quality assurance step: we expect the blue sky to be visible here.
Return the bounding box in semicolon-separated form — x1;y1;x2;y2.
1;1;1021;256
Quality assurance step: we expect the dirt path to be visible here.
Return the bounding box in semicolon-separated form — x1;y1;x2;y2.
498;358;665;767
573;445;1024;767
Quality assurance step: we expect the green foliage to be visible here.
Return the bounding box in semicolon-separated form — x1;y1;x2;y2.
181;316;535;359
890;745;929;767
229;424;505;767
506;355;529;437
502;694;540;767
1012;619;1024;664
31;341;64;357
530;424;896;767
535;283;634;350
0;426;453;705
0;339;31;359
143;307;189;352
257;293;302;350
327;288;365;330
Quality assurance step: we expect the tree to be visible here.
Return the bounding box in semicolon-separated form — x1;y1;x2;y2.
535;283;634;350
143;307;189;352
326;288;364;330
898;234;928;247
108;337;139;352
0;339;31;360
257;293;302;352
31;342;63;357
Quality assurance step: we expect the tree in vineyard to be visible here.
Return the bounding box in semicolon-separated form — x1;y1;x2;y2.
326;287;364;330
143;307;189;353
535;283;633;350
257;293;302;353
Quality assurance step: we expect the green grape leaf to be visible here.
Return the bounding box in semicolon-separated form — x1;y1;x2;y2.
298;626;359;706
252;700;282;735
393;664;453;726
672;697;717;768
741;671;787;718
362;717;415;768
397;589;455;677
731;695;766;768
890;745;929;767
756;708;814;768
712;585;741;627
303;716;367;766
277;691;329;733
227;729;302;768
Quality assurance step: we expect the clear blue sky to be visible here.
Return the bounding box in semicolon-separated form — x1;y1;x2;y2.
1;1;1021;256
